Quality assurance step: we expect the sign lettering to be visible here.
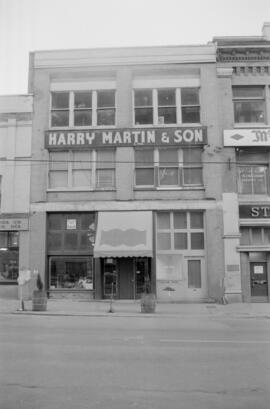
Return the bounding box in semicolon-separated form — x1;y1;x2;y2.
45;127;207;148
239;205;270;219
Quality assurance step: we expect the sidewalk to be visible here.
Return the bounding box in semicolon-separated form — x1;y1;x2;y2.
1;297;270;318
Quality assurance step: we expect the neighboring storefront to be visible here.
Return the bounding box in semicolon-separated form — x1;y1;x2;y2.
224;129;270;302
239;205;270;302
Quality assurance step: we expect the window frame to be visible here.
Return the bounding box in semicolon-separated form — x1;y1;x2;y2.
134;147;203;189
156;211;205;253
133;87;200;126
48;149;116;191
232;86;266;125
50;90;116;129
237;149;270;195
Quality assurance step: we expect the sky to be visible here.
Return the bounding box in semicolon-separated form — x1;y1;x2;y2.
0;0;270;95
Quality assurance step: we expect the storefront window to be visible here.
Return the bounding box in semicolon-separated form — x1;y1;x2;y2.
49;256;93;290
240;227;270;245
0;232;19;282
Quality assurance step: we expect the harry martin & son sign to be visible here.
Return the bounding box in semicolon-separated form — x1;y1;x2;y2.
45;127;207;148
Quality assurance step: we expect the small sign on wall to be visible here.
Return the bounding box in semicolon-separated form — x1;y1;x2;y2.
66;219;77;230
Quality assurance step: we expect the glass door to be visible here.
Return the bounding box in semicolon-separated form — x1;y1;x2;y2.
103;258;118;298
134;258;150;298
250;262;268;297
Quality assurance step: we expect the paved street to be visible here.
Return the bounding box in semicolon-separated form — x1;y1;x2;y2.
1;312;270;409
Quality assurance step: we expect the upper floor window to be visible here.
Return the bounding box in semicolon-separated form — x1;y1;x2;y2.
50;90;116;128
237;149;269;195
48;149;115;190
134;88;200;125
135;147;203;188
233;86;265;124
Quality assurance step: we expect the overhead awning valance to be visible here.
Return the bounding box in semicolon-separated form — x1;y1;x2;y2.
94;211;153;258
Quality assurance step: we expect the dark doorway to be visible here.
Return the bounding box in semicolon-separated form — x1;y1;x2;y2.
102;257;151;299
250;262;268;298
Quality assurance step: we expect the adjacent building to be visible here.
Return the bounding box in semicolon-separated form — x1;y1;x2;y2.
0;95;32;298
216;22;270;302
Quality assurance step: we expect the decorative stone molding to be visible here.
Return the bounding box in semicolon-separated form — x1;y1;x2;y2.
232;65;270;75
217;67;233;77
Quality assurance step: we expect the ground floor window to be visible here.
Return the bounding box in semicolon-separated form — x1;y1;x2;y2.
0;231;19;282
49;256;93;290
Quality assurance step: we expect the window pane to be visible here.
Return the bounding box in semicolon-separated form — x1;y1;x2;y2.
157;213;170;229
72;170;91;187
74;110;92;126
97;90;115;107
264;228;270;244
252;228;263;244
183;148;201;164
158;89;175;105
97;109;115;126
159;168;178;185
96;150;115;169
135;150;154;166
253;167;268;194
135;90;152;106
190;212;204;228
135;169;154;185
182;106;200;123
51;111;69;127
50;152;68;170
233;87;264;98
49;172;68;188
183;168;202;185
158;107;176;124
73;151;91;170
157;233;171;250
51;92;69;109
8;232;19;247
234;101;265;123
48;233;62;250
173;212;187;229
48;214;62;230
0;232;8;247
174;233;187;249
74;92;92;108
238;167;253;194
191;233;204;249
188;260;201;288
96;169;115;187
81;213;95;230
240;228;250;245
181;88;199;105
64;233;78;250
135;108;153;125
159;149;178;165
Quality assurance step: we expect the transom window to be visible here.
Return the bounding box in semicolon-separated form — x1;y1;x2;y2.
233;86;265;124
237;149;269;195
51;90;116;127
134;88;200;125
240;227;270;245
135;148;203;188
48;149;115;190
156;211;204;251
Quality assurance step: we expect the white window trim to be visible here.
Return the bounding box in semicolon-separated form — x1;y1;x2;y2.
134;147;203;189
50;90;116;129
47;149;115;191
133;87;201;127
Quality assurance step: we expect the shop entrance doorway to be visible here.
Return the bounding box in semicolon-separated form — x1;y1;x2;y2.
250;262;268;298
102;257;151;299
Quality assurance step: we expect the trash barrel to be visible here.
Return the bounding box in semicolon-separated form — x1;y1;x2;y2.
141;293;156;313
32;290;47;311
